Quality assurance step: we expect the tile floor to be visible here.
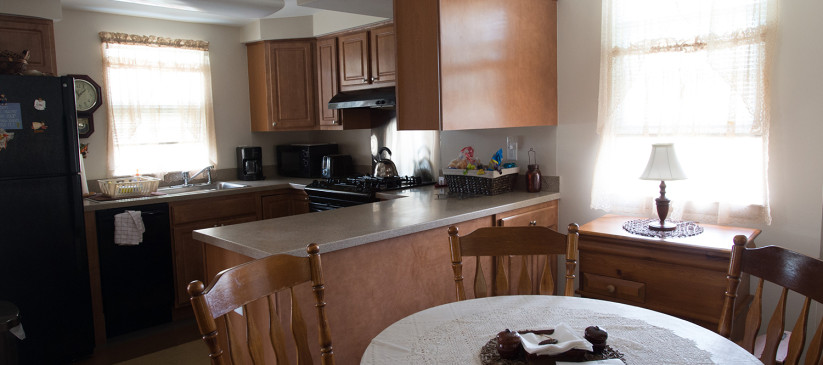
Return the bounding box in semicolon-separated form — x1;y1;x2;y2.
74;319;202;365
115;340;208;365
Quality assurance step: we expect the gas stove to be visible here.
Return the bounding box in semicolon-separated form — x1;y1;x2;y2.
304;175;429;212
309;175;424;192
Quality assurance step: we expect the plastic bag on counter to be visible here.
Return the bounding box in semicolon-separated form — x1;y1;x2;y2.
488;148;503;172
447;146;478;170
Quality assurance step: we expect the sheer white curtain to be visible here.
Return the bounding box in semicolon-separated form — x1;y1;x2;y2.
100;32;217;177
593;0;777;226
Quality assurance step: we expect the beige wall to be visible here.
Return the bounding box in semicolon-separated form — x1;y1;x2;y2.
556;0;823;338
0;0;61;20
242;11;387;43
53;9;371;180
312;10;385;36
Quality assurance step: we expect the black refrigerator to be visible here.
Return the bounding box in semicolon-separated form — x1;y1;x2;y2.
0;75;94;363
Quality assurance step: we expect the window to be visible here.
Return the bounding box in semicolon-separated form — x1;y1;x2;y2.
99;32;217;177
592;0;777;225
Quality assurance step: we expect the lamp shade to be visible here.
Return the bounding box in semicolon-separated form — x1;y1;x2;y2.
639;143;687;181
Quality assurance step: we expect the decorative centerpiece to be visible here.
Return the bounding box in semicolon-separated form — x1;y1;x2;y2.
480;325;625;365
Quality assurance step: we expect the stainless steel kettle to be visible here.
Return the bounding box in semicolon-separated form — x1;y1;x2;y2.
373;147;399;178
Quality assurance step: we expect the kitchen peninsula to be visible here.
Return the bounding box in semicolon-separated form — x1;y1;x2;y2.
191;180;560;364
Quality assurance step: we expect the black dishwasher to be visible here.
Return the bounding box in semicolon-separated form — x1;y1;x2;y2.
96;203;173;338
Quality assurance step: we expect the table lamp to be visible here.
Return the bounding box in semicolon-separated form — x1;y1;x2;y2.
639;143;687;231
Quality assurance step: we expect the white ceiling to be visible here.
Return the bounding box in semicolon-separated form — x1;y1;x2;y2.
60;0;391;26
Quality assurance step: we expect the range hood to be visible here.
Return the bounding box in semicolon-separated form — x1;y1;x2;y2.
328;87;395;109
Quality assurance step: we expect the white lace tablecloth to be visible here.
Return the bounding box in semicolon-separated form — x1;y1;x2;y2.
360;296;761;365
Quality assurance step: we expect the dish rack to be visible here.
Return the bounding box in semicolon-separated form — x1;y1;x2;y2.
443;167;519;196
98;176;161;198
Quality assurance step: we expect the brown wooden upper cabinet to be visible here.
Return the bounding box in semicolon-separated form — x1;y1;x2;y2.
316;36;341;129
0;14;57;76
247;39;317;131
338;24;396;91
394;0;558;130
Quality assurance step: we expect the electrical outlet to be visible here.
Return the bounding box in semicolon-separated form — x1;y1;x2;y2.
506;136;518;161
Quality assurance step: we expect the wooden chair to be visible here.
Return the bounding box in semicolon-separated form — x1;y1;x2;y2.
448;223;579;301
719;235;823;365
187;243;334;365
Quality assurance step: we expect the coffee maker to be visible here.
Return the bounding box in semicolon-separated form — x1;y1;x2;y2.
236;146;265;181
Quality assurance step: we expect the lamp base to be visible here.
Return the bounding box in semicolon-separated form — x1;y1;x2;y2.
648;220;677;231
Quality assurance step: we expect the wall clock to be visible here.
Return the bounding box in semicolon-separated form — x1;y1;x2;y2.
68;74;102;138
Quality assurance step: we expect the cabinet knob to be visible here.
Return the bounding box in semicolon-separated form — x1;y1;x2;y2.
362;78;369;83
529;220;537;226
606;284;616;294
371;77;378;82
332;120;338;125
272;122;277;127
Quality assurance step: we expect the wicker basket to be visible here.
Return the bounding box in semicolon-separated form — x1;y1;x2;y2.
443;167;519;196
98;176;161;198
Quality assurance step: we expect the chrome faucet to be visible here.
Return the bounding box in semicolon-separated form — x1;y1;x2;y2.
182;165;213;186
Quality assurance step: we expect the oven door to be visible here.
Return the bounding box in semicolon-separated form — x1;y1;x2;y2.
305;188;378;212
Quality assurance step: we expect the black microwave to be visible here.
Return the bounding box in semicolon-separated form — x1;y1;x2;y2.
276;143;339;178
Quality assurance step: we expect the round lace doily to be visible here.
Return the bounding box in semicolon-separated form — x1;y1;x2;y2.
622;219;704;238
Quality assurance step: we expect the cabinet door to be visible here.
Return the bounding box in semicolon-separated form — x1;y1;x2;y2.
495;201;559;295
316;37;341;129
171;214;257;307
369;25;396;87
169;193;259;307
291;190;310;215
266;41;317;130
261;190;311;219
248;40;316;132
171;221;213;308
0;15;57;76
261;193;292;220
338;31;370;90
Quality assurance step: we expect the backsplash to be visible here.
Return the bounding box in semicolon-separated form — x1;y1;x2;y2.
370;110;441;182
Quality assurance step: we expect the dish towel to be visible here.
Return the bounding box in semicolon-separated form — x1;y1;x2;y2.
114;210;145;246
520;322;593;356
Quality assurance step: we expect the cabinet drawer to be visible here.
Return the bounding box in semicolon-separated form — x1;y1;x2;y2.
496;200;558;229
170;193;258;225
581;272;645;304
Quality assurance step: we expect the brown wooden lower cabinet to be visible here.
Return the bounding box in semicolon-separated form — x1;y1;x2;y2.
260;189;309;219
169;193;260;308
496;200;558;230
169;189;309;308
577;214;760;337
494;200;560;296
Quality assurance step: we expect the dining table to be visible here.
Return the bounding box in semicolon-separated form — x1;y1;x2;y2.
360;295;761;364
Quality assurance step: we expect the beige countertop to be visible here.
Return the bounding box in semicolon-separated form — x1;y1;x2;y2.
82;177;315;211
192;184;561;259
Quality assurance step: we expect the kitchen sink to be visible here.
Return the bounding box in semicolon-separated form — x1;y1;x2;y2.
158;181;250;194
213;182;250;190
